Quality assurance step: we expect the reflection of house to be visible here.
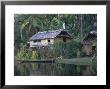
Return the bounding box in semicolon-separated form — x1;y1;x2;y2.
29;29;71;47
82;31;97;56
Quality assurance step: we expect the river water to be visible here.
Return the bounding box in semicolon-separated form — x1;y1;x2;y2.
14;61;87;76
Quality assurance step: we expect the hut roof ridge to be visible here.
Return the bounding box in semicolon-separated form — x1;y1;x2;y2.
29;29;70;41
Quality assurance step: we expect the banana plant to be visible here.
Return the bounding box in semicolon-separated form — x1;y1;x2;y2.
20;16;31;40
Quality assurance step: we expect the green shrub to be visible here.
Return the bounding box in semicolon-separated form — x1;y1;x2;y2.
15;43;38;60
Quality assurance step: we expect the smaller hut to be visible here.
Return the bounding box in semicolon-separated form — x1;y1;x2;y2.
81;31;97;57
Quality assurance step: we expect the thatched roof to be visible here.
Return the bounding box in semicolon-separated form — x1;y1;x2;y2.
82;31;97;45
29;29;71;41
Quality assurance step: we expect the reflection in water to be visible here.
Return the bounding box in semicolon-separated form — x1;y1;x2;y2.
14;61;87;76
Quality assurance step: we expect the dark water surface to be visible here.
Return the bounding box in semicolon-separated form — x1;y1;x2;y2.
14;61;88;76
